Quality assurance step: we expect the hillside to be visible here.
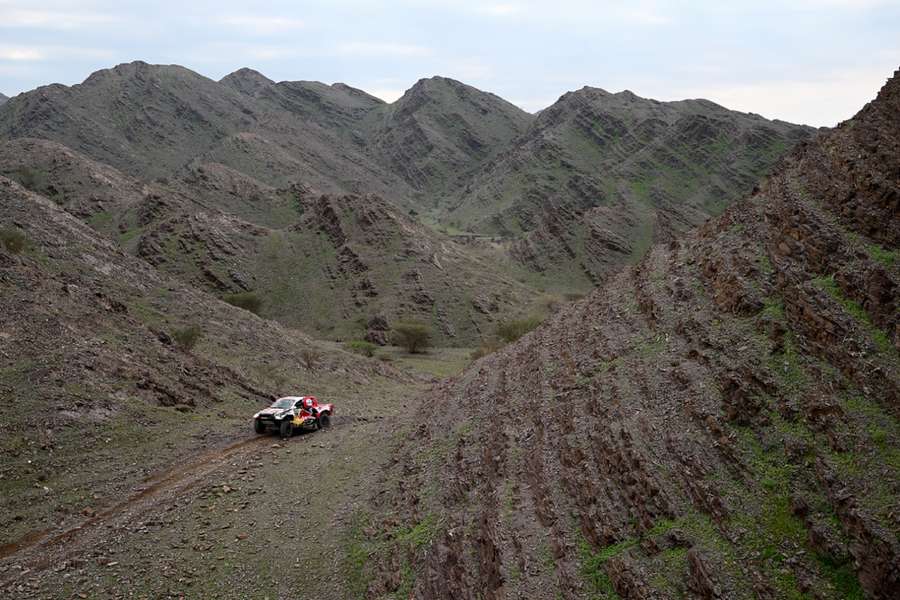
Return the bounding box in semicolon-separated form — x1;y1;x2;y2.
361;76;534;198
0;137;538;344
0;61;408;198
1;171;493;600
443;88;814;287
0;93;7;106
356;71;899;598
0;62;814;342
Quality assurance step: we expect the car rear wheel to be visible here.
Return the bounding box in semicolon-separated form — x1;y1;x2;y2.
318;413;331;430
254;419;266;434
279;420;293;439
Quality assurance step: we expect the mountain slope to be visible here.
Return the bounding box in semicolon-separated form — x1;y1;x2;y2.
0;93;7;106
0;137;539;344
361;76;534;198
0;61;409;198
0;174;414;556
356;71;899;599
447;87;815;286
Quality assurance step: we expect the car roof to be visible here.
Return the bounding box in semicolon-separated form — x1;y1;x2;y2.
275;396;314;401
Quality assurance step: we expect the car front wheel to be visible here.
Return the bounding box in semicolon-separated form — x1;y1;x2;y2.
279;420;293;439
254;419;266;434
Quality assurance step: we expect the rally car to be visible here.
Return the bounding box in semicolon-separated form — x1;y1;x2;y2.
253;396;334;438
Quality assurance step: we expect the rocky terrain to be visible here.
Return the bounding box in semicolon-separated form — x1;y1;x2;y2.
360;76;533;198
1;61;892;599
0;173;455;598
0;63;813;337
0;93;8;106
0;137;539;344
356;71;899;598
448;88;815;286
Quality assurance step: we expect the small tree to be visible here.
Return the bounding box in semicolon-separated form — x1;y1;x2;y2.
0;228;27;254
173;325;202;351
344;340;377;357
495;316;543;344
391;321;432;354
222;291;263;315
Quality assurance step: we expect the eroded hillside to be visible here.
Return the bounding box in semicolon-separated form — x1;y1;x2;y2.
354;71;899;599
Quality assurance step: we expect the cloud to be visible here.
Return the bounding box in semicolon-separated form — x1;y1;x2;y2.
477;3;522;16
674;67;894;127
0;45;45;61
0;8;119;29
368;87;406;103
0;44;113;62
336;42;432;58
214;15;306;34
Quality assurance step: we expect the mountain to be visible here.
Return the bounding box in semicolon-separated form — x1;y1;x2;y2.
0;62;814;343
0;93;7;106
357;72;899;598
0;137;539;344
361;76;534;198
446;87;816;286
0;61;408;197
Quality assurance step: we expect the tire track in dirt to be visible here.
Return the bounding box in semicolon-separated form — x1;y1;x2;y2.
0;431;281;587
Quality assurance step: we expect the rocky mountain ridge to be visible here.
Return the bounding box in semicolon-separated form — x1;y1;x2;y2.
356;70;899;599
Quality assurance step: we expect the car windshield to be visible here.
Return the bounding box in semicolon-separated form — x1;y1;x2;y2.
272;398;295;409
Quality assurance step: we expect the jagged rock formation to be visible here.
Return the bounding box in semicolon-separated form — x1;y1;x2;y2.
0;62;811;300
449;87;815;285
358;71;899;599
360;76;533;196
0;93;8;106
0;61;408;197
0;62;814;341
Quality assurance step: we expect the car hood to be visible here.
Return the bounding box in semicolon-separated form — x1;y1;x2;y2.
259;407;289;416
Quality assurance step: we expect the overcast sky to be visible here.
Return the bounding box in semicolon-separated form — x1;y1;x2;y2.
1;0;898;126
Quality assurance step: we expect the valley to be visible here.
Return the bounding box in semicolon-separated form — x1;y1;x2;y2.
0;60;896;599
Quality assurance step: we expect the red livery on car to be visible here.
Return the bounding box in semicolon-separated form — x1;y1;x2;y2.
253;396;334;438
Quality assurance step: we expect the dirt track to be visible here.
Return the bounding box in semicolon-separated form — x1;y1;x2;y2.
0;410;418;599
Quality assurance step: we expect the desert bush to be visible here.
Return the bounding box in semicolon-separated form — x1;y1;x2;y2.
0;228;27;254
538;294;565;314
391;321;432;354
13;167;44;190
222;291;263;315
301;348;320;371
345;340;377;357
173;325;202;351
470;337;505;361
495;316;543;343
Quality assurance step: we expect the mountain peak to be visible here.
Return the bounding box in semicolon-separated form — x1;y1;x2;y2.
220;67;275;96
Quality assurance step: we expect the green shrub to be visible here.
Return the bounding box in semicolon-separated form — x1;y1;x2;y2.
470;337;504;361
345;340;377;357
222;291;263;315
391;321;432;354
495;316;543;343
172;325;202;351
0;228;27;254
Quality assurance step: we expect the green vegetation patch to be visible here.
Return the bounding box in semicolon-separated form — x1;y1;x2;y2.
0;227;27;253
221;291;264;315
813;274;892;354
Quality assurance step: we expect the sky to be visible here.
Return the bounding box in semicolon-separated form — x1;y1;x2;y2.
0;1;898;126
